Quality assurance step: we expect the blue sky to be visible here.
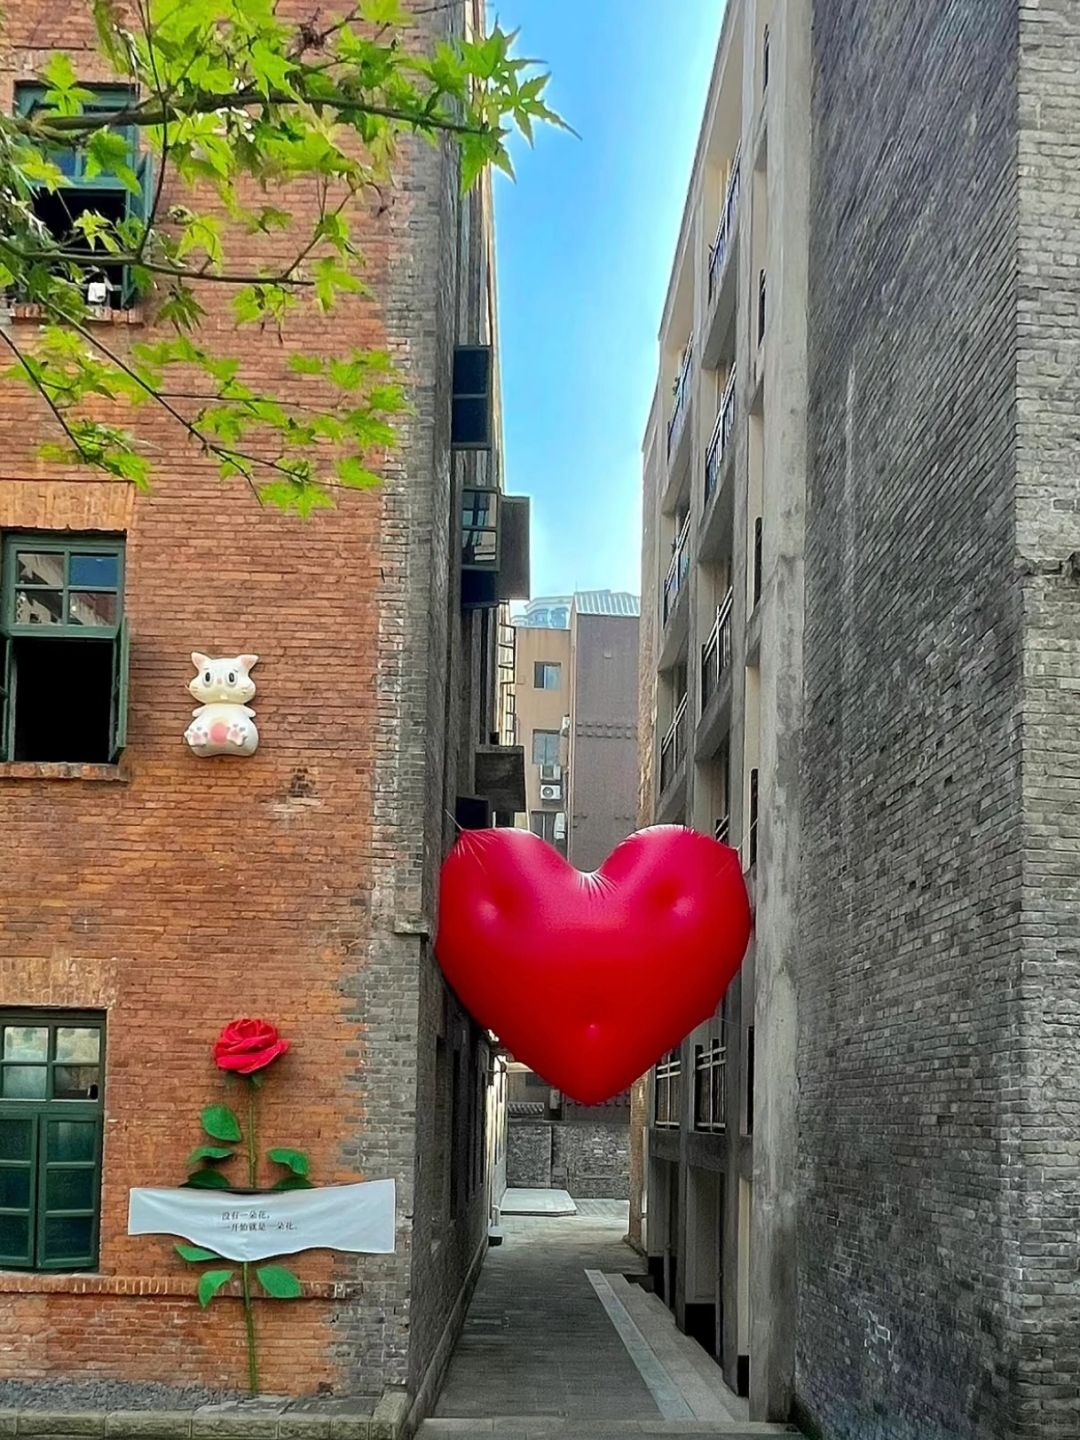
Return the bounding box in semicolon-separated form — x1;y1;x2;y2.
492;1;726;599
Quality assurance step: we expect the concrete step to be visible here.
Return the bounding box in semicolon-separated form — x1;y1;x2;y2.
419;1422;799;1437
604;1274;748;1425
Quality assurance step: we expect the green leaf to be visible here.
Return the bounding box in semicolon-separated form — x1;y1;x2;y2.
270;1174;315;1191
201;1104;242;1142
334;455;380;490
266;1147;310;1177
175;1243;222;1263
184;1168;232;1190
256;1264;302;1299
187;1145;235;1165
197;1268;235;1307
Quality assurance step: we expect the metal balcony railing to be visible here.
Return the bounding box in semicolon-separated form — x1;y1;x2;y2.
659;694;688;795
654;1051;682;1128
701;588;734;710
705;369;737;503
667;341;694;456
708;153;741;300
662;513;692;626
714;813;731;845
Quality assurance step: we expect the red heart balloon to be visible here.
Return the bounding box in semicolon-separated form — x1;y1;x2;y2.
435;825;752;1105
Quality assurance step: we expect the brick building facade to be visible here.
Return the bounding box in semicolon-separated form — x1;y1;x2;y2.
0;0;525;1421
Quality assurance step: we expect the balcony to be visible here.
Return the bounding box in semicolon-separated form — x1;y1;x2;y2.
701;590;734;711
704;370;737;506
662;513;692;628
703;157;740;369
667;342;693;458
709;154;740;303
659;694;688;798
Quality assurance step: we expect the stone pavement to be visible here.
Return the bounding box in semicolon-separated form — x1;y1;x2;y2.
421;1202;798;1440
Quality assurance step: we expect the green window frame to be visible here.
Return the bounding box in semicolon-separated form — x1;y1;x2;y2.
12;83;153;310
0;1010;105;1272
0;533;129;762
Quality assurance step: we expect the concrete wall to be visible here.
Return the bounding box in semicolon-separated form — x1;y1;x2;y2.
801;2;1022;1436
568;613;640;871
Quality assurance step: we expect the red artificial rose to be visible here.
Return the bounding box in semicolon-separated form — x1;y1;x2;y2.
213;1018;290;1075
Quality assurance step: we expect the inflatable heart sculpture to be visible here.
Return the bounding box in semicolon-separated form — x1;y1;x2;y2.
435;825;752;1104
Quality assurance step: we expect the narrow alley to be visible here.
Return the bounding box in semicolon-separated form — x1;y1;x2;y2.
420;1199;797;1440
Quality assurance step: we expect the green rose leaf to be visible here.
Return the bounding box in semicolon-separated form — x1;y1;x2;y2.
175;1243;221;1263
187;1145;235;1165
270;1175;315;1191
197;1268;235;1307
266;1147;310;1177
184;1168;232;1190
201;1104;242;1142
256;1264;302;1299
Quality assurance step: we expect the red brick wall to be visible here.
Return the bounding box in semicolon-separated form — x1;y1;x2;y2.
0;1;426;1398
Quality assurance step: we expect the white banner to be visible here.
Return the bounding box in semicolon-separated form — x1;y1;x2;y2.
128;1180;396;1262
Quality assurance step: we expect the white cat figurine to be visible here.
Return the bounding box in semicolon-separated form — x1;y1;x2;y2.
184;653;259;757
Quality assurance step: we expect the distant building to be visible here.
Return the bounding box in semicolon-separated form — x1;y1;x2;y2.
503;592;640;1199
510;592;640;864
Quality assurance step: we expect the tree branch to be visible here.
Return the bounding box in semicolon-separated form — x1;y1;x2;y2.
18;88;489;139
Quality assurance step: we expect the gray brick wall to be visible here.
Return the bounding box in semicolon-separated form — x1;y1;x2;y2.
553;1123;630;1200
801;3;1024;1437
1015;3;1080;1433
507;1123;553;1189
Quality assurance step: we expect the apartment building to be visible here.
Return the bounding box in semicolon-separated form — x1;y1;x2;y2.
0;0;527;1423
511;590;639;865
636;0;808;1421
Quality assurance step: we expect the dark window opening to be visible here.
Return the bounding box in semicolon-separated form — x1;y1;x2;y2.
745;1026;755;1135
533;661;561;690
30;188;128;308
12;638;112;763
748;769;759;866
451;345;493;450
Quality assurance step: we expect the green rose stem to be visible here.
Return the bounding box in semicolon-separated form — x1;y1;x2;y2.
242;1077;258;1395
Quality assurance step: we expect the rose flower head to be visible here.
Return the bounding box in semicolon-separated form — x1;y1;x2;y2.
213;1018;289;1075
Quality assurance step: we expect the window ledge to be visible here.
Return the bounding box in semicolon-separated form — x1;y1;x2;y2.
9;303;146;327
0;1270;358;1299
0;762;128;782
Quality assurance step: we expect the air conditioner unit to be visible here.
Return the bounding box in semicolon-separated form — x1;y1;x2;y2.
539;783;562;802
539;763;562;782
85;279;110;306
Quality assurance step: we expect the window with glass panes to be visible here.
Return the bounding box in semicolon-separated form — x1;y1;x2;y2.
0;1012;105;1271
531;730;560;766
0;534;129;763
693;1039;726;1132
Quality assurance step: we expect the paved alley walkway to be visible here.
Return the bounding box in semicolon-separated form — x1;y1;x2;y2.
421;1200;797;1440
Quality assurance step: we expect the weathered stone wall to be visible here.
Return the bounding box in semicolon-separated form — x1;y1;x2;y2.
507;1124;552;1190
553;1124;630;1200
801;3;1023;1437
507;1121;629;1199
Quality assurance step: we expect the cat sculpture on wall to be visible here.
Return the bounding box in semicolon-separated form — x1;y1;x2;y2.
184;653;259;757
